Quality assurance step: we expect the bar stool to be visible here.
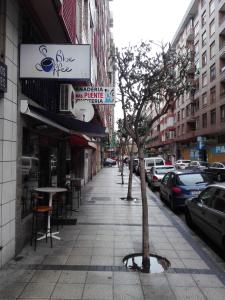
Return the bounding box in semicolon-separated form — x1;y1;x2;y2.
30;191;53;251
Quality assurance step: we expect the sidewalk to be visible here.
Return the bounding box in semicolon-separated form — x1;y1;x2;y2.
0;166;225;299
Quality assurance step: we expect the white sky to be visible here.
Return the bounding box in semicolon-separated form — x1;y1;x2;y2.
109;0;192;124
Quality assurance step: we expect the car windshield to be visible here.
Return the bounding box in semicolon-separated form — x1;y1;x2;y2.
199;162;208;166
177;173;211;186
155;167;174;174
183;160;190;163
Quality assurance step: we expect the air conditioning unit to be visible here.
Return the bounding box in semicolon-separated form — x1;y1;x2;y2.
59;84;76;114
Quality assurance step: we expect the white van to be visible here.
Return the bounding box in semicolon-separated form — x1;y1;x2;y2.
144;157;165;175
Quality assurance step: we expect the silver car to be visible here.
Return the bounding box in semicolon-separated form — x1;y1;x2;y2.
146;165;175;190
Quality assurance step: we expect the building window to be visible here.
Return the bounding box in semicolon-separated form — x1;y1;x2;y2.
194;41;199;57
196;116;200;129
210;86;216;103
201;0;206;8
220;105;225;122
177;111;180;121
209;0;215;15
194;21;199;37
182;108;185;119
182;124;185;134
210;64;216;82
209;19;215;37
201;11;206;27
202;31;207;47
195;99;200;111
211;109;216;125
202;51;207;67
210;41;215;59
202;71;207;87
202;113;207;128
202;92;207;107
177;126;180;136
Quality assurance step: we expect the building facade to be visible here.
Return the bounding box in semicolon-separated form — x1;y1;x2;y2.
147;0;225;163
0;0;114;268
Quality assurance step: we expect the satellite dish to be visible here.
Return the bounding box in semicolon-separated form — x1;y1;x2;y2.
74;101;94;122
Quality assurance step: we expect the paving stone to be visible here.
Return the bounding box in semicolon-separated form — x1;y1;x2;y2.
19;283;55;299
166;273;197;287
83;283;113;299
114;284;144;300
91;255;113;266
142;284;175;300
202;287;225;300
172;286;206;300
66;255;91;265
51;283;84;299
114;271;140;285
193;274;225;288
59;270;87;283
86;271;113;284
31;270;62;283
0;283;27;298
42;255;68;265
70;247;93;256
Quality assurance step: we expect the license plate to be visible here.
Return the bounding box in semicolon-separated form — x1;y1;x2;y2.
191;190;200;196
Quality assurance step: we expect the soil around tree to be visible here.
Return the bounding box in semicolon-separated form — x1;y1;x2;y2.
123;253;170;273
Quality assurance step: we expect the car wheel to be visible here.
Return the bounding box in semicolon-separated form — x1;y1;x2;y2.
185;208;194;229
217;174;222;182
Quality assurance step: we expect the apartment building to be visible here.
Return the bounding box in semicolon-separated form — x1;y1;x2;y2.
147;0;225;163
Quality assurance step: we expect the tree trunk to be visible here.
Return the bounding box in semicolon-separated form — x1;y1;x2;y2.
121;150;124;184
127;141;134;200
138;147;150;270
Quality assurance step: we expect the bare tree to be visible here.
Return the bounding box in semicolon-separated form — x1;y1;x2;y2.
117;118;136;200
116;41;191;270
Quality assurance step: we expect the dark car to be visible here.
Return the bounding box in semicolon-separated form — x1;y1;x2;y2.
185;183;225;251
130;158;139;173
103;158;116;167
204;162;225;182
159;170;213;211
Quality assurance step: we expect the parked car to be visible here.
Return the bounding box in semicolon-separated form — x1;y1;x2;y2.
146;165;175;190
174;160;191;169
103;158;116;167
130;158;139;173
204;162;225;182
188;161;209;170
185;183;225;251
159;170;213;211
143;157;165;175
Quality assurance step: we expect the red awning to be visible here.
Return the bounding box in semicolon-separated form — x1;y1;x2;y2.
69;134;97;149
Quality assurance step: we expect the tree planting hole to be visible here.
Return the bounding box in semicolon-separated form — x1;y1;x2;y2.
123;253;170;273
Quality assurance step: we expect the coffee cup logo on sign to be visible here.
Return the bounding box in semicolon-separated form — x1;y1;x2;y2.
35;45;76;77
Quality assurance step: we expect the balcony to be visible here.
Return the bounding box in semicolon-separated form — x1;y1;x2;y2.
186;28;194;42
21;0;70;43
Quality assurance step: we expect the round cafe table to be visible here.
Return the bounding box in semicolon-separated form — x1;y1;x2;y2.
34;187;67;241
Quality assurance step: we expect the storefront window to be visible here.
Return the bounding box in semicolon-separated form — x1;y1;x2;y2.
21;128;39;218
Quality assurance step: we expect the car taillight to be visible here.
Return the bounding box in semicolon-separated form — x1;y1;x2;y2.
152;176;158;182
172;187;182;193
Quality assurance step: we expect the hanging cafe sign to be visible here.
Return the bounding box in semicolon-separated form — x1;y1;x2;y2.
19;44;91;80
75;86;115;105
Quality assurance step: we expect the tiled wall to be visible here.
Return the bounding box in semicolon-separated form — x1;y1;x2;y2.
0;0;18;267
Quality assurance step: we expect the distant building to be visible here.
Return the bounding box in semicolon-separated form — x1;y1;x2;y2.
147;0;225;163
